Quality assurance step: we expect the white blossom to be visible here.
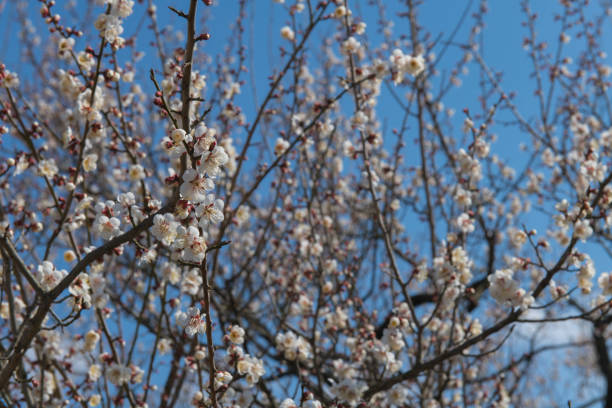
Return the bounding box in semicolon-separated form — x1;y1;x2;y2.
280;26;295;41
455;213;475;234
176;307;206;336
37;261;67;292
573;219;593;242
599;273;612;295
274;138;290;156
107;363;131;386
488;269;533;309
93;214;121;240
151;213;178;246
229;325;245;344
342;37;361;54
199;145;229;176
180;169;214;203
38;159;59;178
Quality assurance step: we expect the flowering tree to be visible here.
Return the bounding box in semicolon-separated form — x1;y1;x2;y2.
2;0;612;406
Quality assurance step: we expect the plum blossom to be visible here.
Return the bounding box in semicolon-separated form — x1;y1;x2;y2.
76;51;95;72
454;186;472;207
388;385;408;406
195;194;224;228
334;5;347;18
160;261;181;285
151;213;178;246
37;261;67;292
111;0;134;18
38;159;59;178
128;164;145;181
355;21;366;35
83;330;100;352
93;214;121;240
170;128;187;145
223;82;241;100
488;269;534;309
180;169;214;203
228;325;245;344
343;140;356;157
69;273;91;310
280;399;298;408
215;371;233;386
389;49;426;84
236;355;265;386
473;138;490;158
274;137;290;156
456;149;483;185
456;212;475;234
176;307;206;336
275;331;312;362
157;338;172;355
330;378;367;406
57;37;74;60
0;68;19;88
580;153;607;182
303;400;323;408
342;36;361;54
94;14;124;43
180;268;203;295
598;273;612;295
179;226;208;263
83;153;98;172
107;363;131;386
573;219;593;242
198;145;229;176
578;259;596;293
508;227;528;248
351;110;368;130
280;26;295;41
